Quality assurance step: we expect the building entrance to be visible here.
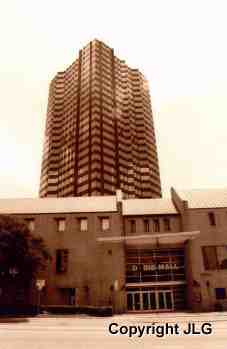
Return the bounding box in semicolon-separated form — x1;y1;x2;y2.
127;289;173;312
125;247;186;312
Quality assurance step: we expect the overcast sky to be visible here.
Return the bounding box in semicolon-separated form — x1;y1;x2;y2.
0;0;227;198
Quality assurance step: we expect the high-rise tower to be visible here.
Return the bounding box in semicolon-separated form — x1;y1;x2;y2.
39;40;161;198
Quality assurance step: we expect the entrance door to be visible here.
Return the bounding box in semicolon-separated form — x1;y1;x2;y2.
127;290;174;312
156;291;173;310
127;292;141;311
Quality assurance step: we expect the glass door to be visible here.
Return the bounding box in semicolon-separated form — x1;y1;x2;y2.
127;292;141;311
127;290;174;312
156;290;173;310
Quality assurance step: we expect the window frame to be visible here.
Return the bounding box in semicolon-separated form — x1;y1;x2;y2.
153;218;160;232
143;219;150;233
130;219;136;233
78;217;88;232
208;212;216;226
202;246;218;270
56;249;69;274
56;218;66;232
25;218;35;232
100;217;110;231
163;217;171;231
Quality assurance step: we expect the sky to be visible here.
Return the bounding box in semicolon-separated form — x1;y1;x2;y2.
0;0;227;198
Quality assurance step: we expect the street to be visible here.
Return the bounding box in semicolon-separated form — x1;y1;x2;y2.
0;312;227;349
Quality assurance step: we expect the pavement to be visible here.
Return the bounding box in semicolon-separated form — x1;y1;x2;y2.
0;312;227;348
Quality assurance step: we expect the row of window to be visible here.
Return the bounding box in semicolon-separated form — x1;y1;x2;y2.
26;216;172;234
129;218;171;233
25;217;110;232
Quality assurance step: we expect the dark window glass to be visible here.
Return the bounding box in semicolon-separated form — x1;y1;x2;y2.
56;249;69;273
127;293;133;311
158;292;165;309
202;246;218;270
208;212;216;226
163;218;170;231
130;220;136;233
153;219;160;232
143;219;149;232
217;246;227;269
215;288;226;300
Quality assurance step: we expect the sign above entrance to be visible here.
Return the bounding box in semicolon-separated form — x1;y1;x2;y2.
130;263;183;272
126;248;185;283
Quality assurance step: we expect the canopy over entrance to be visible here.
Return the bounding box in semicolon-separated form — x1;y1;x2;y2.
97;231;200;246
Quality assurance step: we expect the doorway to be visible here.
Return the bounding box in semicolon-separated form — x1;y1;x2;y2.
127;289;174;312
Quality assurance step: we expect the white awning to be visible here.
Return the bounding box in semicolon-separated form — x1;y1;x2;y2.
97;231;200;245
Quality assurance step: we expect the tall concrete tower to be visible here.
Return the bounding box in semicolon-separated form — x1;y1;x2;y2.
39;40;161;198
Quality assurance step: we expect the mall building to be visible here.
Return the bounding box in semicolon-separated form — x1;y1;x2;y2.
0;188;227;313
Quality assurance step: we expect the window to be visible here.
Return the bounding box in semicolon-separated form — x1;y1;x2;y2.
130;220;136;233
56;249;69;273
60;288;76;305
203;245;227;270
202;246;218;270
100;217;110;231
216;246;227;269
215;288;226;300
153;218;160;232
208;212;216;226
56;218;66;232
25;218;35;232
79;218;88;231
143;219;149;232
163;218;170;231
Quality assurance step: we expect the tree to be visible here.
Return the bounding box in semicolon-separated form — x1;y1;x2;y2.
0;215;50;284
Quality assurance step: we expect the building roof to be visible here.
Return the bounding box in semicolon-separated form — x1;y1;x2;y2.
122;198;178;216
177;188;227;209
0;196;117;214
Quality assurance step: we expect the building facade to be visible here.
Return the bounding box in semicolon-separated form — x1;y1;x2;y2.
39;40;161;199
1;188;227;313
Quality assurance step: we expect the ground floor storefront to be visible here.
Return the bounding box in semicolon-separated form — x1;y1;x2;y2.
39;232;205;314
126;285;186;312
125;246;187;312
